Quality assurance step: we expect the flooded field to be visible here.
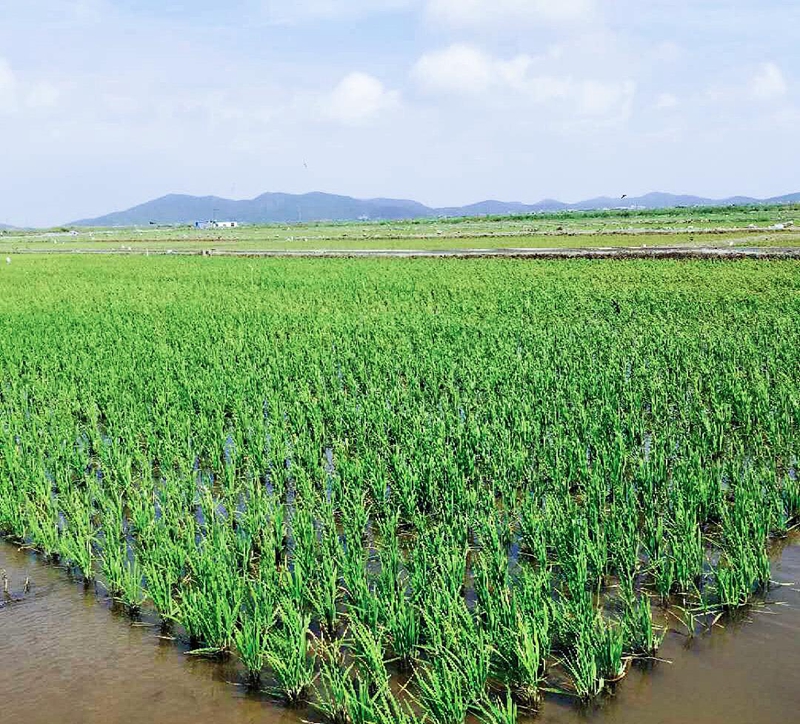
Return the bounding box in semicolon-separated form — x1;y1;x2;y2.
2;258;799;723
2;538;799;724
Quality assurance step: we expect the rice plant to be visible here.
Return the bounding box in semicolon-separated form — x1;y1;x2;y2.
264;596;316;703
234;580;275;683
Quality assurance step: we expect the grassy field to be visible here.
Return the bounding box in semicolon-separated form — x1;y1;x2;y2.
0;255;798;722
2;204;799;253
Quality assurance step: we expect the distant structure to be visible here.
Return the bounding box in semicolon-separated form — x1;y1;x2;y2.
195;220;239;229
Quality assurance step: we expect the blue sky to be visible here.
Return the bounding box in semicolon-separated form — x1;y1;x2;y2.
1;0;798;226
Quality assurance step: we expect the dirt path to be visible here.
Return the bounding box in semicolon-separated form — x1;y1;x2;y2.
7;246;800;259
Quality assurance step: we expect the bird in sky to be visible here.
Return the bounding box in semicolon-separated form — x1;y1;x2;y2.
621;194;628;199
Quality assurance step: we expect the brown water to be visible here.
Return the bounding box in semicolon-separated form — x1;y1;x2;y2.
1;540;799;724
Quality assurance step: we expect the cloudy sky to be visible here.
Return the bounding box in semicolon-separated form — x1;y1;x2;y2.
1;1;798;226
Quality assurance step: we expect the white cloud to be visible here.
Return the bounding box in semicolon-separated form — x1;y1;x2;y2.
426;0;595;26
26;81;61;109
413;44;539;95
750;62;787;100
70;0;107;22
578;79;635;116
0;58;18;114
651;41;684;64
524;76;635;120
655;92;679;110
324;72;399;125
262;0;416;23
412;44;634;119
0;58;62;115
708;62;790;106
413;44;496;94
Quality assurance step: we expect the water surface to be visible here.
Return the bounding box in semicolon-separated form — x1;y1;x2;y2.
2;541;798;724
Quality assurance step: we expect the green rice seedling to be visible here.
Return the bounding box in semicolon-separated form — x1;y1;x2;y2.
316;648;410;724
415;650;473;724
652;548;676;602
0;483;26;541
551;509;602;598
23;471;61;559
292;508;342;633
269;499;289;569
474;555;503;636
561;637;602;701
97;486;146;613
0;435;27;539
383;594;420;670
348;617;390;695
342;537;380;630
558;589;625;699
371;689;419;724
100;532;127;596
595;619;626;683
518;499;548;570
234;581;275;683
604;489;640;581
178;521;246;653
117;554;146;614
780;467;800;528
140;538;184;624
671;503;705;593
715;556;754;610
59;484;97;583
311;522;343;634
619;584;662;657
235;478;275;562
490;608;546;709
125;483;157;544
264;597;316;704
473;546;546;706
420;594;491;713
410;528;467;618
341;489;371;546
314;653;357;724
669;600;700;640
476;689;518;724
502;566;551;705
374;514;420;666
715;493;773;609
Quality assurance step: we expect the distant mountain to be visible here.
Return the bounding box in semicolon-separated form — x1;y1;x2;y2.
71;192;436;226
69;190;800;226
438;200;542;216
766;192;800;204
568;192;761;210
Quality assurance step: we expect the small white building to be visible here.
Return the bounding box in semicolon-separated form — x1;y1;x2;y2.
195;220;239;229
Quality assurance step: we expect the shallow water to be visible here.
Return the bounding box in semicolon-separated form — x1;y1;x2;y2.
1;540;799;724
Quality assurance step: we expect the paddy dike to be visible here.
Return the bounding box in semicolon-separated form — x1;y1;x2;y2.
6;245;800;259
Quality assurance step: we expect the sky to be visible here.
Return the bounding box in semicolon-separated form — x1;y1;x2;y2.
1;1;799;227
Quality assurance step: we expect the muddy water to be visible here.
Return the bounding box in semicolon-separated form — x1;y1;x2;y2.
0;543;301;724
1;541;799;724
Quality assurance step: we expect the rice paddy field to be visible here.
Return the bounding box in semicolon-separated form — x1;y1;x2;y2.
2;203;799;253
1;253;799;724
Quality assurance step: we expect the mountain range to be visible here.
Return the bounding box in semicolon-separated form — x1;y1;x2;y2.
70;190;800;226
